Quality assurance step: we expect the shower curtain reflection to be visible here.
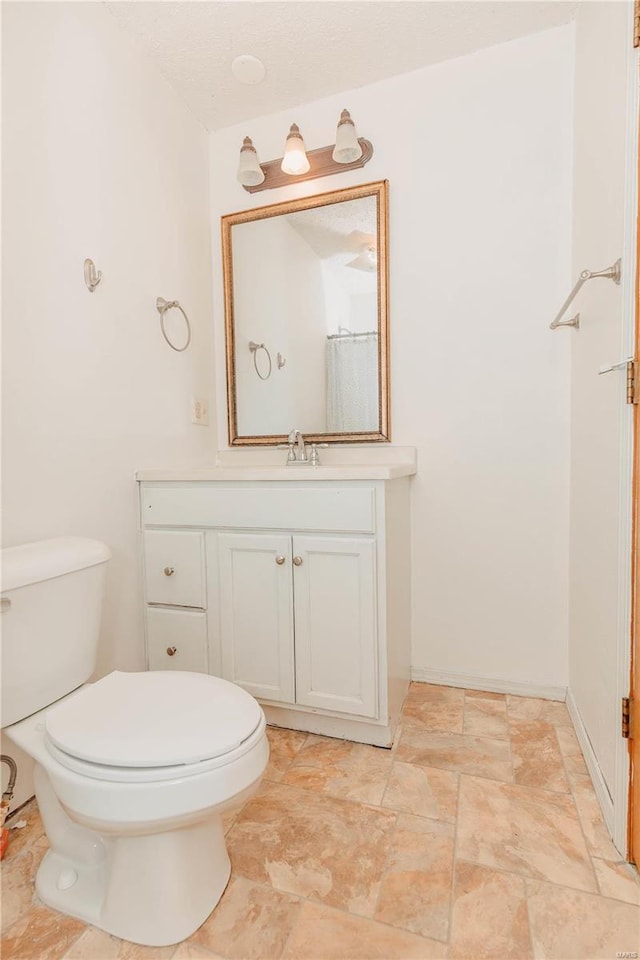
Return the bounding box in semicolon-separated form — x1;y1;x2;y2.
326;332;378;433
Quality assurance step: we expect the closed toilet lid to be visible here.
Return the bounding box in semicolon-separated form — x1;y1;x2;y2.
44;671;263;767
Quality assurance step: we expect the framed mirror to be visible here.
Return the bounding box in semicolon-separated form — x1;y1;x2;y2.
222;180;389;445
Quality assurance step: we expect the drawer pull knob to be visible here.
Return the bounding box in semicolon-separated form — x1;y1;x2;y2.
275;555;286;565
166;646;177;656
163;567;175;577
293;556;303;567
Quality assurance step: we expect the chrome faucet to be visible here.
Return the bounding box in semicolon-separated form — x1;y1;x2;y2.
288;429;308;463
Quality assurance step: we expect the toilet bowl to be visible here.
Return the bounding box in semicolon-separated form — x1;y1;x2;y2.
5;670;269;947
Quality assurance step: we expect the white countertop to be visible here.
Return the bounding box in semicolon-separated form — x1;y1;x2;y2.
136;463;416;482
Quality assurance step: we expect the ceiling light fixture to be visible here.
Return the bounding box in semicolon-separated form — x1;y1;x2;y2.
231;54;266;85
236;109;373;194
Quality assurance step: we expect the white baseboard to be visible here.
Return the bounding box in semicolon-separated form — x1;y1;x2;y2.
565;687;615;836
410;667;566;702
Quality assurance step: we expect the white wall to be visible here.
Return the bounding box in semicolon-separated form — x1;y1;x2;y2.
568;1;635;837
210;26;574;693
1;2;215;807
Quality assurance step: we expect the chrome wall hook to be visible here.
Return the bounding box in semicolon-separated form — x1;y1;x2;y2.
84;258;102;293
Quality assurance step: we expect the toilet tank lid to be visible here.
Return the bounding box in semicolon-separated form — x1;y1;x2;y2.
1;537;111;591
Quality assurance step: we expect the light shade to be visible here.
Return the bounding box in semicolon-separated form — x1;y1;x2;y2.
281;124;310;176
332;109;362;164
237;136;265;187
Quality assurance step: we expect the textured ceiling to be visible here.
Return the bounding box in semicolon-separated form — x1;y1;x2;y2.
105;1;578;131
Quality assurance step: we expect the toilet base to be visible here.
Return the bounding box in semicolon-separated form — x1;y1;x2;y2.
36;815;231;947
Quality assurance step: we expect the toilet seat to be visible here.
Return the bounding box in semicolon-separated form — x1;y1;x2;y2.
44;720;266;783
44;670;263;780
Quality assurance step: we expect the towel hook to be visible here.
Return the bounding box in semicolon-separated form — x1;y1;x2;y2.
84;258;102;293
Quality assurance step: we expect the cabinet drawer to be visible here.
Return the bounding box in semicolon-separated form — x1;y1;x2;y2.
146;606;208;672
142;484;376;534
144;530;205;608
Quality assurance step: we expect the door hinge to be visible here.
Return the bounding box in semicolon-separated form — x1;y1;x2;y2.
635;0;640;47
622;697;634;738
626;360;638;404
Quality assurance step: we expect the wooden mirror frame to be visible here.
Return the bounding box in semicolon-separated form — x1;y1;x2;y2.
221;179;390;446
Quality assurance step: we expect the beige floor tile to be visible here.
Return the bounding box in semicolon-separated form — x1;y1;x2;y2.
227;781;397;915
510;719;570;793
407;682;464;702
1;834;49;934
592;858;640;905
464;689;506;701
570;774;622;860
264;727;309;782
527;879;640;959
506;695;571;726
554;724;582;757
382;761;458;823
1;904;86;960
375;815;454;941
563;754;589;779
403;684;464;733
282;901;448;960
172;945;224;960
189;876;299;960
3;800;46;859
282;736;393;805
456;775;597;892
449;861;532;959
396;722;513;782
64;926;174;958
463;698;509;741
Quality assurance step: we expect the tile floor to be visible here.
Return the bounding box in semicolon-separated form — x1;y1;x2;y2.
2;684;639;959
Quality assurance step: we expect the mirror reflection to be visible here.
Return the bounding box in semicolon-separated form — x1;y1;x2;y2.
222;181;389;445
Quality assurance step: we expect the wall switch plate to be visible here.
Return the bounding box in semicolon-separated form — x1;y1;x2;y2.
191;397;209;426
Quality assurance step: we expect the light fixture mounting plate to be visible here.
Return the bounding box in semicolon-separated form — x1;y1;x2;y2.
242;138;374;194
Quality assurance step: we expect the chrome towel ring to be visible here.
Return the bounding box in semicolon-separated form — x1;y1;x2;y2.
156;297;192;352
249;340;272;380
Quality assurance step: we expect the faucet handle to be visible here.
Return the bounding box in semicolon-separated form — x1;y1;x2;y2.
309;443;329;466
278;441;297;463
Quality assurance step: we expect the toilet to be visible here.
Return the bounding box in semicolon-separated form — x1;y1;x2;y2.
1;537;269;947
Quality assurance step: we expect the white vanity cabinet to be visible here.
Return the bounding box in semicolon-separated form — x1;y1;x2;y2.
217;532;377;718
137;467;413;747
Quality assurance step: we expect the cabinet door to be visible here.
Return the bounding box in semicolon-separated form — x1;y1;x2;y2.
217;533;295;703
146;606;208;672
293;536;378;718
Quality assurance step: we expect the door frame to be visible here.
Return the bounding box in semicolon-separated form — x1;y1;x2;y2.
621;21;640;859
628;30;640;865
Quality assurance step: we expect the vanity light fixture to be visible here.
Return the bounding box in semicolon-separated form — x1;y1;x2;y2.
332;110;362;164
237;136;265;187
281;124;310;175
237;109;373;194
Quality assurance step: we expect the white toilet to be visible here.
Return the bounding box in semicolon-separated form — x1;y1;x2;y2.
1;537;269;947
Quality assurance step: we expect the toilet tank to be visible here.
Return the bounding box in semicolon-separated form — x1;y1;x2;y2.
1;537;111;728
